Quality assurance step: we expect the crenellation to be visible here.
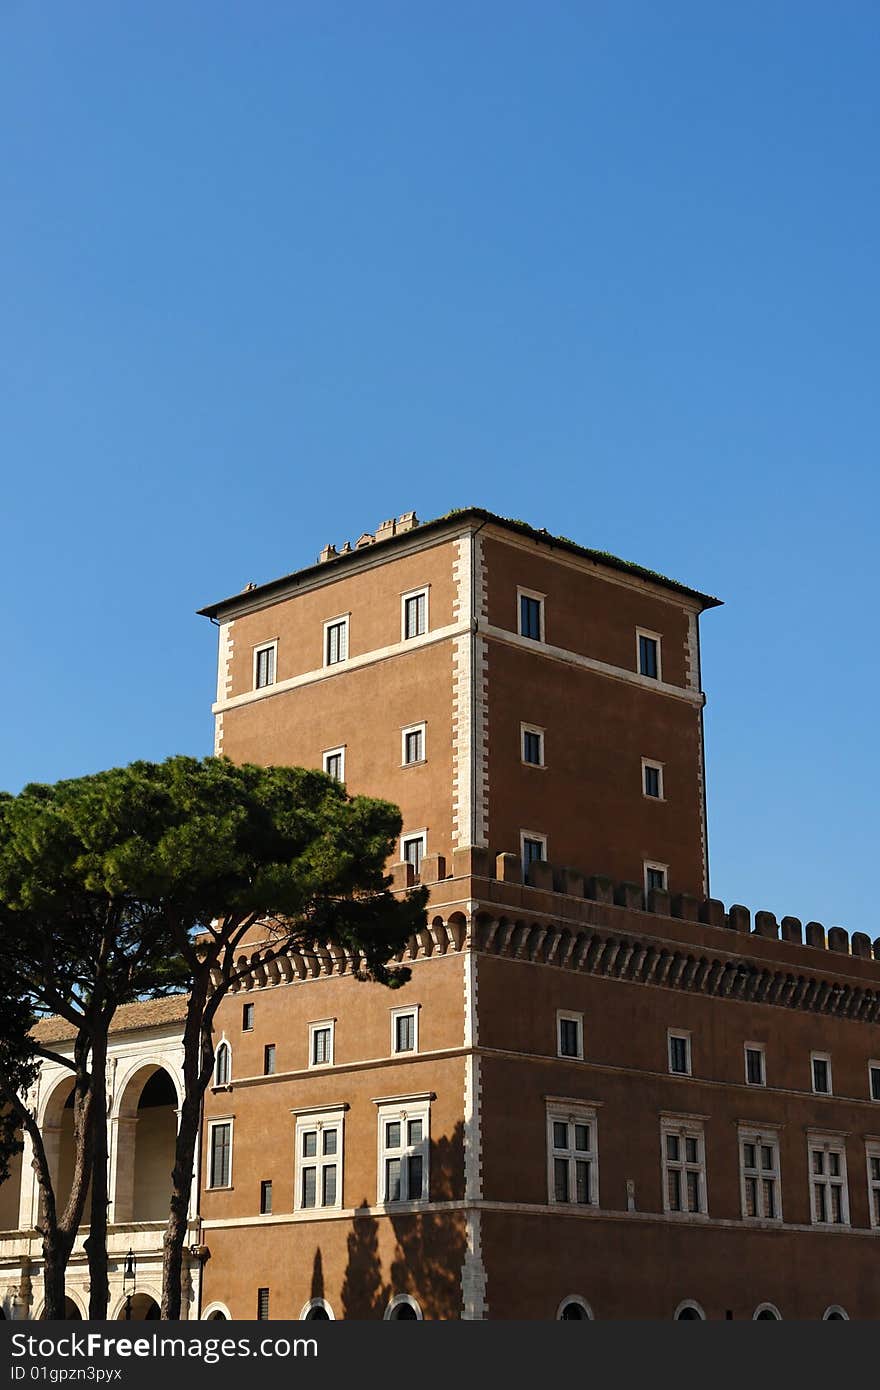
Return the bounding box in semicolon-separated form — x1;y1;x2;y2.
753;910;779;940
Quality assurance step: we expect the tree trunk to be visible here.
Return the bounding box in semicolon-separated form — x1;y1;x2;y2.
41;1231;74;1320
161;979;210;1320
86;1029;110;1319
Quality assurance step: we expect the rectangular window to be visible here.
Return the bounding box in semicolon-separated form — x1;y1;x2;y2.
323;747;345;781
391;1007;419;1055
324;616;349;666
661;1120;707;1215
401;723;426;766
242;1002;254;1031
668;1031;691;1076
521;832;547;880
637;629;661;680
253;642;277;690
809;1138;849;1225
867;1143;880;1228
264;1044;276;1076
739;1129;781;1221
402;832;426;876
309;1020;334;1068
257;1288;270;1321
557;1011;584;1060
377;1100;430;1204
208;1120;232;1189
812;1052;832;1095
547;1105;598;1206
295;1109;344;1211
870;1063;880;1102
402;588;428;640
521;725;545;767
644;862;667;895
518;589;545;642
642;760;663;799
745;1045;766;1087
260;1179;273;1215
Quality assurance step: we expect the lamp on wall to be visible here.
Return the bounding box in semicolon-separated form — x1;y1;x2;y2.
122;1249;136;1321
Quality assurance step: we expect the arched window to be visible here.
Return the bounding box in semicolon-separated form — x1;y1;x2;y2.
674;1301;706;1321
215;1042;231;1087
385;1295;422;1320
299;1298;335;1321
557;1297;592;1320
753;1303;782;1321
823;1306;848;1321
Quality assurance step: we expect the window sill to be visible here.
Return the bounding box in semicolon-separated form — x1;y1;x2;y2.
521;761;548;770
401;759;427;769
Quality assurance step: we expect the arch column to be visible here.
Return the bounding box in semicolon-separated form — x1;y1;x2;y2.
108;1115;139;1224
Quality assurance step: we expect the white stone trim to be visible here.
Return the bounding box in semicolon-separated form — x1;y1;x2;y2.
738;1124;783;1224
308;1019;335;1069
516;585;546;642
461;948;488;1319
673;1299;706;1320
294;1107;344;1212
644;860;668;896
390;1004;420;1056
557;1295;594;1319
384;1293;423;1320
202;1301;233;1320
400;586;430;641
252;638;278;691
823;1305;849;1320
214;620;234;755
641;757;664;800
636;627;663;681
300;1297;336;1320
752;1302;782;1320
323;613;350;667
521;723;546;768
322;745;346;782
401;722;426;767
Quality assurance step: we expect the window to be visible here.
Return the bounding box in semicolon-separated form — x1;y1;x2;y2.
823;1307;849;1321
401;723;426;766
391;1006;419;1055
521;724;545;767
384;1295;423;1321
207;1120;232;1189
674;1302;706;1321
214;1041;231;1087
547;1104;598;1206
642;759;664;799
295;1107;345;1211
253;642;277;690
869;1063;880;1102
260;1180;272;1215
401;588;428;640
323;746;345;781
739;1128;781;1221
264;1044;276;1076
301;1300;335;1321
866;1142;880;1228
521;831;547;879
668;1030;691;1076
809;1137;849;1225
242;1002;254;1031
309;1020;334;1068
257;1288;270;1321
661;1120;707;1215
401;832;426;876
518;588;545;642
812;1052;832;1095
637;629;662;680
753;1304;781;1321
557;1010;584;1061
644;861;667;895
324;615;349;666
558;1299;593;1320
376;1097;430;1204
745;1044;766;1087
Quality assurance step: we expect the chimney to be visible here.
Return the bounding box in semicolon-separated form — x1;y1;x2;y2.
396;511;417;533
375;518;396;543
318;543;337;564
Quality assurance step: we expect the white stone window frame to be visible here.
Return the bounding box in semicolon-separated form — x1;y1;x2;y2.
556;1296;594;1320
744;1042;767;1087
401;722;427;767
738;1125;783;1223
521;830;548;881
868;1061;880;1103
517;585;546;643
390;1004;420;1056
293;1104;346;1213
752;1303;782;1321
384;1294;423;1321
673;1300;706;1320
808;1134;850;1227
322;745;346;782
644;860;668;897
213;1038;232;1089
556;1009;584;1062
401;829;427;875
865;1140;880;1229
811;1050;833;1095
401;586;430;641
300;1298;336;1320
636;626;663;681
667;1029;692;1077
660;1117;708;1217
641;757;665;800
206;1116;234;1191
521;723;546;768
323;613;350;667
546;1101;599;1208
252;639;278;691
308;1018;336;1069
823;1306;849;1321
375;1094;431;1207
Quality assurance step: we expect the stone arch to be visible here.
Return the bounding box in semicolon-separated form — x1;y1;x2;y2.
38;1074;81;1221
674;1299;706;1320
214;1040;232;1087
384;1293;422;1320
111;1063;181;1224
556;1295;593;1320
113;1291;161;1321
300;1297;335;1320
34;1292;87;1320
202;1302;232;1320
753;1302;782;1320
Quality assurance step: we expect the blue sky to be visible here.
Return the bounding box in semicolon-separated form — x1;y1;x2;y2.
2;2;877;934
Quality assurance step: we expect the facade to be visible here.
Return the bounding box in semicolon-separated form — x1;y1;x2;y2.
194;509;880;1321
3;507;879;1321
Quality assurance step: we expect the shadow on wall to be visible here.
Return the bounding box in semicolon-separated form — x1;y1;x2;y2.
339;1123;466;1320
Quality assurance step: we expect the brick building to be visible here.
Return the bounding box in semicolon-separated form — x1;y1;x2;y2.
192;509;880;1321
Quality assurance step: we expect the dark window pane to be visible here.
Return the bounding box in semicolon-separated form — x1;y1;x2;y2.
559;1018;580;1057
302;1168;317;1208
322;1165;337;1207
669;1036;688;1073
264;1045;275;1075
407;1119;423;1146
403;838;424;873
302;1131;317;1159
554;1157;569;1202
523;730;542;765
386;1158;401;1202
257;1288;269;1320
407;1154;423;1199
644;765;660;797
520;595;542;640
523;837;544;866
395;1014;415;1052
575;1159;590;1204
871;1067;880;1102
242;1003;254;1031
260;1180;272;1214
323;1128;337;1157
639;635;658;678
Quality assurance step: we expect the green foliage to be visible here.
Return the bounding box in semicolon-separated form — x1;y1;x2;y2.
0;975;39;1187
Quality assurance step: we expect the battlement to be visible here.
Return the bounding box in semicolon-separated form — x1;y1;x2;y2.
389;848;879;965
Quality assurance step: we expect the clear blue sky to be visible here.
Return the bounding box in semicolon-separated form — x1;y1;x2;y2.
2;3;877;935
